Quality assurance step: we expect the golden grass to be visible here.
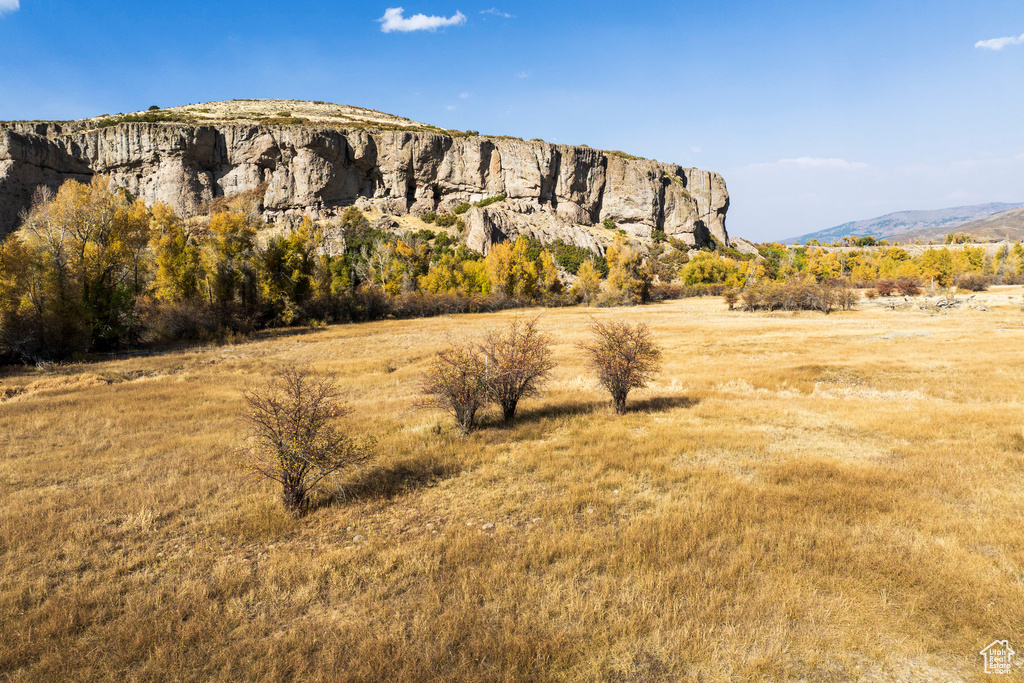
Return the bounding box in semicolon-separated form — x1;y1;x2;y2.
4;289;1024;680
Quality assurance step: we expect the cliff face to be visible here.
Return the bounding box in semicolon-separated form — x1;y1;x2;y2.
0;121;729;252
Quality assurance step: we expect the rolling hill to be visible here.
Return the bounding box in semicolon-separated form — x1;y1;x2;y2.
893;205;1024;243
781;202;1023;244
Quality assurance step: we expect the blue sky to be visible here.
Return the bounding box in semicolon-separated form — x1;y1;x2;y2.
1;1;1022;241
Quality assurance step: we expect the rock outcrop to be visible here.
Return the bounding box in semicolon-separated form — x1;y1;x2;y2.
0;117;729;252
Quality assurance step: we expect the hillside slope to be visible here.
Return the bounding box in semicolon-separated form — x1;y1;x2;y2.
782;202;1022;244
0;99;730;252
893;205;1024;243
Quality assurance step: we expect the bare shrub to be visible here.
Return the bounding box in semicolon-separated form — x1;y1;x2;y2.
238;365;374;514
577;320;662;414
480;317;554;423
836;285;859;311
723;289;739;310
741;278;851;313
875;279;897;296
741;284;763;311
138;299;222;343
956;273;991;292
420;341;488;435
896;278;921;296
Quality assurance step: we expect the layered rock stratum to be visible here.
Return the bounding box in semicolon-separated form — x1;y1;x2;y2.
0;100;729;253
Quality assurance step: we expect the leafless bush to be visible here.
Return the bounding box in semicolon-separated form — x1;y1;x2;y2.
956;273;991;292
649;282;732;301
896;278;921;296
577;320;662;414
238;365;374;514
835;284;859;311
875;279;897;296
741;278;848;313
420;341;488;435
138;299;222;343
480;318;554;422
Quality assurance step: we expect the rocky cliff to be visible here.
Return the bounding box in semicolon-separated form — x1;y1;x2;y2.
0;103;729;253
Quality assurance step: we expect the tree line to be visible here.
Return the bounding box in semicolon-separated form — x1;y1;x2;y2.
680;242;1024;291
4;177;1019;361
0;178;655;362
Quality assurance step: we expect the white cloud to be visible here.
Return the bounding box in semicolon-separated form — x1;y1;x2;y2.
751;157;870;171
379;7;466;33
446;105;457;111
459;91;470;98
975;33;1024;50
480;7;512;18
515;71;530;79
0;0;20;15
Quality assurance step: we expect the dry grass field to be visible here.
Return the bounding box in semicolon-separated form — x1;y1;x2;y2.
4;288;1024;681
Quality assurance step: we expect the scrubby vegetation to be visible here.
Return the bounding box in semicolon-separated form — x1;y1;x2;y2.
419;339;489;435
479;318;554;423
476;194;506;208
419;317;558;433
258;116;310;126
605;150;646;161
5;176;1024;364
239;365;375;514
3;295;1021;680
739;277;857;314
577;319;661;414
95;111;197;127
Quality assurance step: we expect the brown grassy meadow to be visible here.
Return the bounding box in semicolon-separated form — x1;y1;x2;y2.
3;288;1024;681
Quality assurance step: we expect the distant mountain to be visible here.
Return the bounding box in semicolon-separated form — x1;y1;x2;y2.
781;202;1024;244
895;206;1024;243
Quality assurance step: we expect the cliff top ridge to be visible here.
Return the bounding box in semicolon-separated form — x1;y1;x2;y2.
4;99;444;134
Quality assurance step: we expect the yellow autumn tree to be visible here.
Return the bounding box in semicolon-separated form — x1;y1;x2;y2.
535;249;561;297
807;248;843;281
571;259;603;304
485;237;538;299
206;209;258;308
604;234;651;303
151;202;202;302
19;176;151;351
877;247;918;280
419;254;491;295
918;249;954;286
